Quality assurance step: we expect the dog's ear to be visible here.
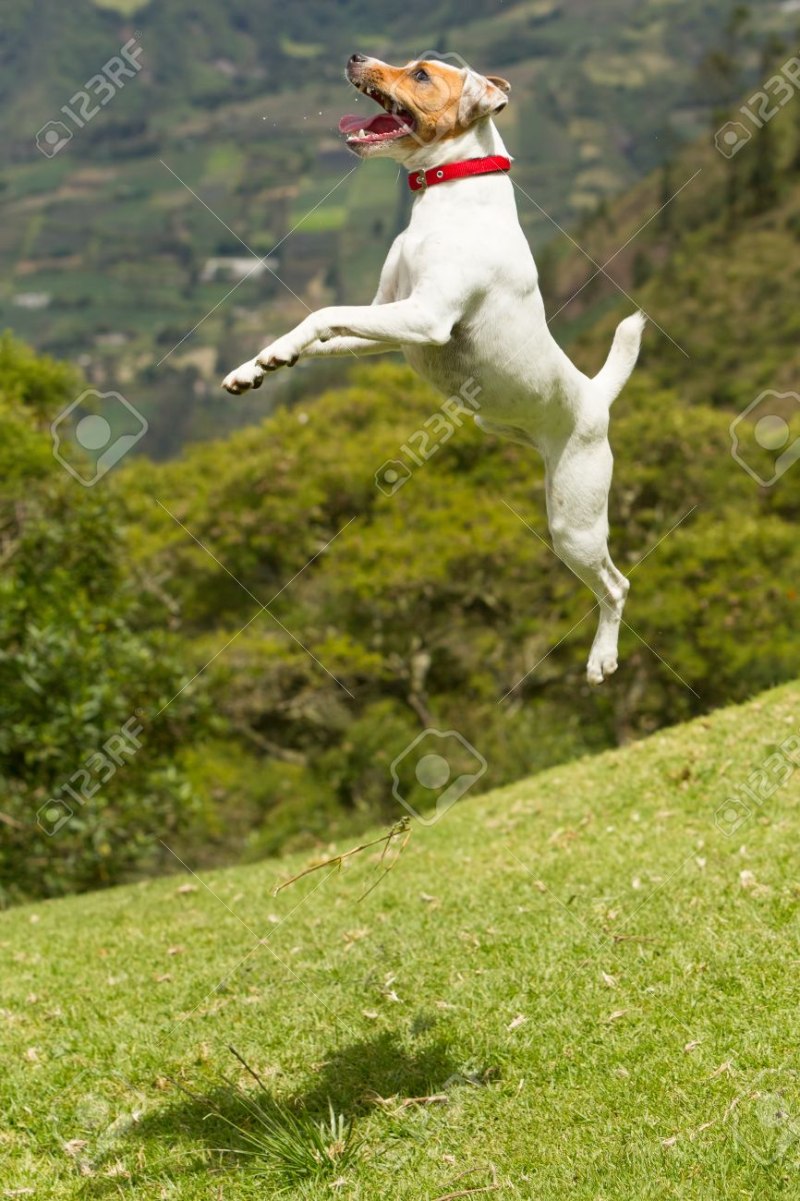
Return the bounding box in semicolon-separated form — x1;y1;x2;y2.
487;75;511;97
458;70;511;125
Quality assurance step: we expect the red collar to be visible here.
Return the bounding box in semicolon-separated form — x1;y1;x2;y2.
408;155;512;192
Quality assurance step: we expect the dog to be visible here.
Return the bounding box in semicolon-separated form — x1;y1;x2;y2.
222;54;646;685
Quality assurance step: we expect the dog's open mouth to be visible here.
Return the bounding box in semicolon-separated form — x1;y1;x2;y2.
339;82;416;144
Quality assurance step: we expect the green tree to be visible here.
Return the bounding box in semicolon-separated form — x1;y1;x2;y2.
0;336;209;903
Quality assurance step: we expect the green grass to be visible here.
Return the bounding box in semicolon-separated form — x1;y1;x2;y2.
3;681;800;1197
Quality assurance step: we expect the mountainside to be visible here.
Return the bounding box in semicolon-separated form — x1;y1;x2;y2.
3;678;800;1197
1;0;797;453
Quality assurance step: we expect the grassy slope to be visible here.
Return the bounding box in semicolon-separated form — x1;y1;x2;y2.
3;680;800;1197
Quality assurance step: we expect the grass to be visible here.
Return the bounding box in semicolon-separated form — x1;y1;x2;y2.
3;680;800;1197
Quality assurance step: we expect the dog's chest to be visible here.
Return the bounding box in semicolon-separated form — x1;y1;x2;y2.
403;332;476;396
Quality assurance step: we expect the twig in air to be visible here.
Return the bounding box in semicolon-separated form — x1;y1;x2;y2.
273;817;412;898
358;818;412;901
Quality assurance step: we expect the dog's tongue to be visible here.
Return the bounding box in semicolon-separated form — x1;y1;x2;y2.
339;113;365;134
338;111;403;135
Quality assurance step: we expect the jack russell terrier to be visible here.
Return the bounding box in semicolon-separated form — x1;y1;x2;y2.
222;54;646;685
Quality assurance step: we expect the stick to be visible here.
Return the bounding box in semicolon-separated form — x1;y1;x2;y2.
358;822;412;901
228;1045;271;1095
273;818;411;896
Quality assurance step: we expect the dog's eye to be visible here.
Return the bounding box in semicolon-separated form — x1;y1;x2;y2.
412;68;430;82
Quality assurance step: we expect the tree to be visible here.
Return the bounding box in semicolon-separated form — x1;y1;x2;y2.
0;336;209;902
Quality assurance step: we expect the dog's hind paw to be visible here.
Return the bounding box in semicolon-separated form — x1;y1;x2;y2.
586;649;618;686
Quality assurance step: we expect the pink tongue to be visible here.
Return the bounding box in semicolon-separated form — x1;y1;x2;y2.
339;114;364;134
338;111;403;135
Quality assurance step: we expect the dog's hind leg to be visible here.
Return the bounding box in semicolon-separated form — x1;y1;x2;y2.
544;434;629;685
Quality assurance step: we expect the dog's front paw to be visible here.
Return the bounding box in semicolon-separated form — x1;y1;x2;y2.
256;338;301;372
221;359;265;395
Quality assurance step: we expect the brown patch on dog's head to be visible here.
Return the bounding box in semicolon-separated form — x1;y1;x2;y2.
340;55;511;158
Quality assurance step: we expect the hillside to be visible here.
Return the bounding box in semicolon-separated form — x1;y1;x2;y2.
1;0;797;452
3;679;800;1197
536;78;800;415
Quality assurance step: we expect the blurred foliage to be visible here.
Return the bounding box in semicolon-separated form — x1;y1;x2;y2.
0;335;210;903
120;353;798;860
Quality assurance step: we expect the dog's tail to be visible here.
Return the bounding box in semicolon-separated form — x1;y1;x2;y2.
593;311;647;406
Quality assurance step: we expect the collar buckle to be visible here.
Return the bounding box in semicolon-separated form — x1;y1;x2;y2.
408;156;511;193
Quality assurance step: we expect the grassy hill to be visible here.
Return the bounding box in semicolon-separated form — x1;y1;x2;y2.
3;678;800;1197
1;0;797;453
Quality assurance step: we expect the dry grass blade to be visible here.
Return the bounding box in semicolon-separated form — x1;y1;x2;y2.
432;1161;500;1200
358;820;412;901
273;817;411;897
228;1044;271;1095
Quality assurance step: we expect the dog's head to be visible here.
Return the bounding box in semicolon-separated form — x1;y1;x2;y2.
339;54;510;160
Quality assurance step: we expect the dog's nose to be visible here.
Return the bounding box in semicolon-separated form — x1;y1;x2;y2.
349;53;367;65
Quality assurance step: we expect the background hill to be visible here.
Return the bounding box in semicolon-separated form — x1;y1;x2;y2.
1;0;798;453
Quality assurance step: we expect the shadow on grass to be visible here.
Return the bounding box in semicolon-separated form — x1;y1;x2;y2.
292;1030;461;1114
79;1032;463;1195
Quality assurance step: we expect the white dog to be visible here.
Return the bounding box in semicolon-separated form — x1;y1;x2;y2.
222;54;646;684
